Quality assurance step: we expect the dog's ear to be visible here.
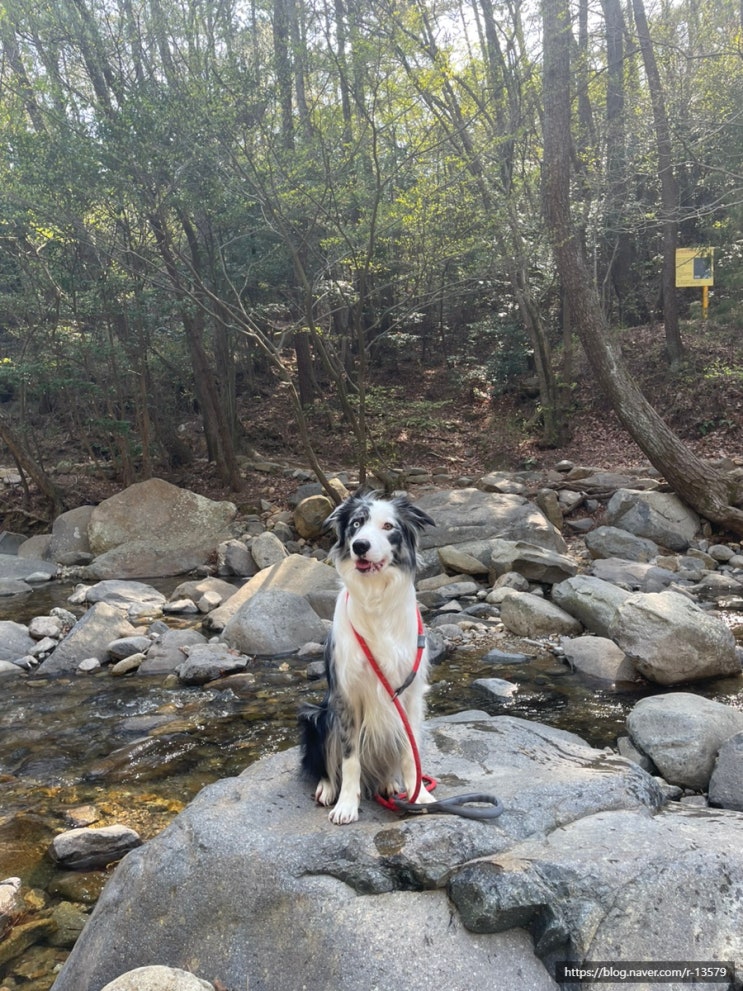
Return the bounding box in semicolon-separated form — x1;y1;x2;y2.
392;495;435;531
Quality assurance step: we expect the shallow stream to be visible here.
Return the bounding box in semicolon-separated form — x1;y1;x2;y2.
2;580;742;989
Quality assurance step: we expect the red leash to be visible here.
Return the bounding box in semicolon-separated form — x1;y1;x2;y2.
348;602;505;821
349;605;436;806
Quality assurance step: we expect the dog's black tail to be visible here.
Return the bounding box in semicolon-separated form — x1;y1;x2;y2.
298;700;331;782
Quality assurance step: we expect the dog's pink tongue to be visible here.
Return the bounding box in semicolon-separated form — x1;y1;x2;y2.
355;559;373;572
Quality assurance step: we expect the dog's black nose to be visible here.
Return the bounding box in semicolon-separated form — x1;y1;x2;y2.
352;539;371;557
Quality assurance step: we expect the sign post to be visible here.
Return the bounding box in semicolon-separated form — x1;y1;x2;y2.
675;248;714;318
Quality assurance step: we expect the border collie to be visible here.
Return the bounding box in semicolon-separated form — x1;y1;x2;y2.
299;490;436;824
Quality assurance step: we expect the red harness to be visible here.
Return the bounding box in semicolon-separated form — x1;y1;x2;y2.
348;603;436;807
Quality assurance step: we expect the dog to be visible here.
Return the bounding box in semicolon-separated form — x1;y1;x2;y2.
299;489;436;824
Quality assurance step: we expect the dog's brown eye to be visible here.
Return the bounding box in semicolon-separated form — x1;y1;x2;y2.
382;522;394;530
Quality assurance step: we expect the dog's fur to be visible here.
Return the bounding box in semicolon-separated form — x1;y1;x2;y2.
299;490;435;824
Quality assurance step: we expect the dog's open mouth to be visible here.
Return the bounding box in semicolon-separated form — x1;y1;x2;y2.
354;558;386;574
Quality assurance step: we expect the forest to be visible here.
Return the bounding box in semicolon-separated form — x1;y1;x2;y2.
1;0;743;522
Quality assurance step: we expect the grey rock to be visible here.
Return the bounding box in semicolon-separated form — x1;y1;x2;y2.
36;603;137;676
584;525;658;562
415;488;568;554
449;804;743;970
0;579;33;597
500;590;582;638
100;967;214;991
83;580;166;611
87;479;236;579
0;621;35;661
606;489;700;551
609;589;740;685
50;714;661;991
0;659;25;678
492;571;531;593
590;557;677;592
49;901;89;948
534;488;563;529
482;648;530;665
176;644;250;685
0;553;57;581
616;735;656;773
0;531;27;554
708;731;743;811
692;571;743;601
474;677;519;699
28;615;65;640
48;824;142;870
170;577;237;608
221;589;328;657
561;635;635;682
250;530;289;570
489;540;578;585
138;629;207;676
107;636;152;661
47;505;94;563
437;580;480;599
294;494;334;540
550;576;631;637
438;545;490;576
205;555;338;632
17;534;52;560
627;693;743;789
217;538;255;577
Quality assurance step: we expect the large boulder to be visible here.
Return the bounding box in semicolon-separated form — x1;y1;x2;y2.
499;590;582;638
449;805;743;973
205;554;338;631
36;603;137;676
584;525;659;562
551;575;631;637
627;693;743;789
415;489;568;554
605;489;700;551
47;505;95;564
609;589;740;685
221;589;328;656
488;540;578;585
50;713;663;991
86;479;237;579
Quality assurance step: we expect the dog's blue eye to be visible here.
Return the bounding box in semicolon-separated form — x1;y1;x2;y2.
351;520;362;530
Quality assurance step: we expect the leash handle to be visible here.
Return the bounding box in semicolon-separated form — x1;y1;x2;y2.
391;792;505;821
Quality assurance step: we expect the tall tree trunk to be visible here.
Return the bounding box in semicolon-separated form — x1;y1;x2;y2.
631;0;683;364
601;0;636;321
542;0;743;537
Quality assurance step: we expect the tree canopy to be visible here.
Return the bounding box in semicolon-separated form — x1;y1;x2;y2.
1;0;743;501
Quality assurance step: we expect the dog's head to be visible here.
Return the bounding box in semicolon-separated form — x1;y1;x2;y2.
326;490;435;581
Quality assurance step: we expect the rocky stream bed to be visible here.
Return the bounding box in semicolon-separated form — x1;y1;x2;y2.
1;463;743;990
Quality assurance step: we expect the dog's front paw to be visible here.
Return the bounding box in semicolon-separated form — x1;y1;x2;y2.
329;800;359;825
409;785;436;805
315;778;337;806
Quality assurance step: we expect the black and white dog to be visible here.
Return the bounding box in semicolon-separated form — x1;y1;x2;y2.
299;490;435;824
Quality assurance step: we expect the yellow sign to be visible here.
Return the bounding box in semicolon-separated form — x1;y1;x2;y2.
676;248;714;287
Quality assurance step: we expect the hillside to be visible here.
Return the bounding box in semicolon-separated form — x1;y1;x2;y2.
1;319;742;532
